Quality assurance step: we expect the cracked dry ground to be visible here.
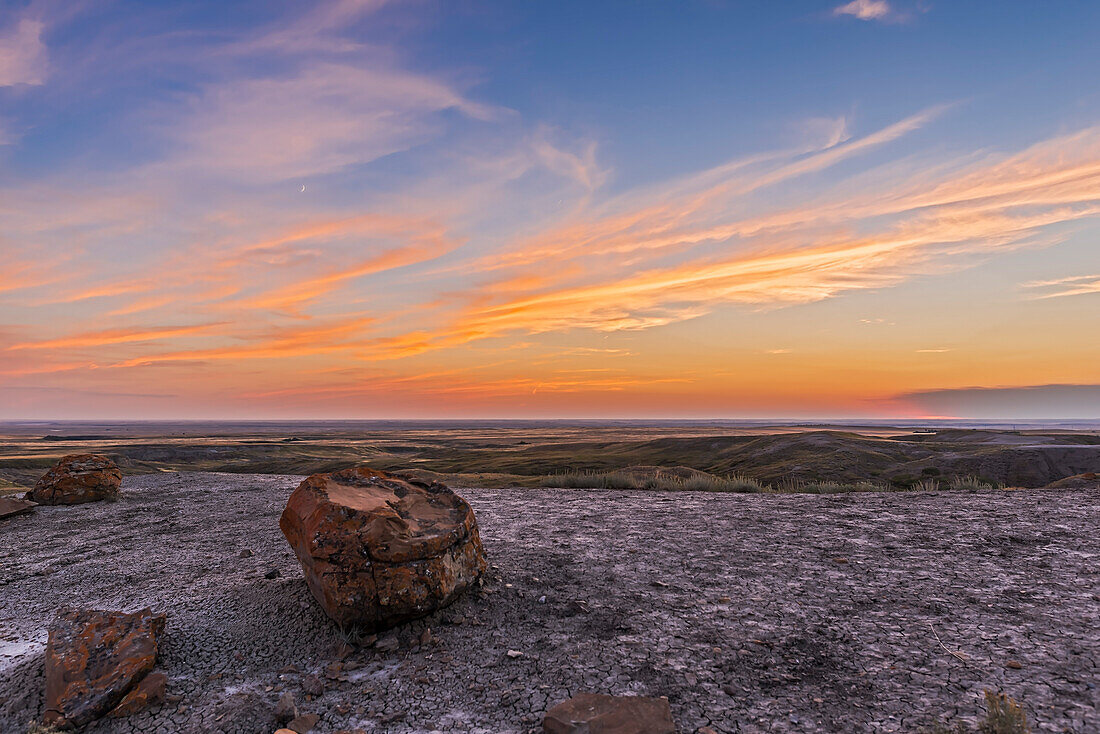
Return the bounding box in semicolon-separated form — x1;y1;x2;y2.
1;474;1097;733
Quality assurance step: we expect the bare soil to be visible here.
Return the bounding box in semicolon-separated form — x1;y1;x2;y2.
1;473;1097;733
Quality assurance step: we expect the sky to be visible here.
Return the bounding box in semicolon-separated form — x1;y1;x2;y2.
1;0;1099;420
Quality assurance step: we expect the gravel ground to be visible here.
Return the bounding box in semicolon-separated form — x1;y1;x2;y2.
1;473;1097;733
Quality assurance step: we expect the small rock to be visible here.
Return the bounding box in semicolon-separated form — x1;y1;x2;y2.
274;691;297;722
538;595;547;604
288;712;320;733
264;568;281;579
239;549;253;558
324;662;343;680
1006;660;1023;669
302;674;324;697
419;628;433;647
506;649;524;658
279;664;301;675
543;692;675;734
832;557;849;564
650;580;669;588
375;635;399;653
699;728;719;734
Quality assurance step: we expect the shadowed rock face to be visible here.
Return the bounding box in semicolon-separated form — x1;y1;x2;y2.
543;692;677;734
279;466;487;630
43;607;166;728
26;454;122;505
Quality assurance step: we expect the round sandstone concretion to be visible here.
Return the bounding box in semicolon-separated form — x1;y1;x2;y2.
26;453;122;505
279;466;487;631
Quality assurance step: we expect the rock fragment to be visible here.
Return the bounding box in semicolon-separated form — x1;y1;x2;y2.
108;671;167;717
43;606;166;728
0;495;36;519
275;691;297;722
26;454;122;505
302;674;324;697
543;692;676;734
279;465;487;631
288;712;321;732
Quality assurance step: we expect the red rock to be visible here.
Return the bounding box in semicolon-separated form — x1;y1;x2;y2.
543;692;677;734
26;454;122;505
43;607;166;728
0;496;36;519
108;671;167;717
279;466;487;631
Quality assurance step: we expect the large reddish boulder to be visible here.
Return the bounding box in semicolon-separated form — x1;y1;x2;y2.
543;693;677;734
280;466;487;630
43;607;167;728
26;454;122;505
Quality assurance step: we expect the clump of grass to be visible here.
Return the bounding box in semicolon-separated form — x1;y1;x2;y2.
949;475;997;491
913;477;941;492
540;470;765;493
26;721;63;734
979;691;1029;734
542;470;640;490
773;478;889;494
679;473;764;493
921;690;1030;734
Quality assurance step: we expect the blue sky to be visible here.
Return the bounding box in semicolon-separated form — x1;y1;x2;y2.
1;0;1098;419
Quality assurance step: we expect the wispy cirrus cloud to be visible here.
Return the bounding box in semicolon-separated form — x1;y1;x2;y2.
169;62;499;183
1023;273;1100;299
364;117;1100;358
0;16;47;86
6;323;224;351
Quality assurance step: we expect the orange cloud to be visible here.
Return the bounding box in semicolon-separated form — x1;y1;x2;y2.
6;324;223;351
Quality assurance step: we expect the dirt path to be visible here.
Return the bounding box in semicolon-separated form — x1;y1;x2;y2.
1;473;1097;733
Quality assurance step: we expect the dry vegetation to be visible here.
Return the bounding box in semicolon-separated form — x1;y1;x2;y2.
925;691;1030;734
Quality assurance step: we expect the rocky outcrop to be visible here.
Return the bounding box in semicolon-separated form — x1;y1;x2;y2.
43;607;166;728
279;466;486;630
1046;472;1100;489
543;692;677;734
0;496;36;519
26;454;122;505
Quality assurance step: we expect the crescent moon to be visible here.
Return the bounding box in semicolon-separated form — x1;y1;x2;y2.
300;185;306;193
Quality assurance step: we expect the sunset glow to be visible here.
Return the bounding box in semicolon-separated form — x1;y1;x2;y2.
2;1;1098;419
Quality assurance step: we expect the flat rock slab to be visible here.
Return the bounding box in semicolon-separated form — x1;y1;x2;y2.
1;473;1097;733
27;453;122;505
0;496;36;519
544;692;676;733
44;607;166;728
280;466;487;630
